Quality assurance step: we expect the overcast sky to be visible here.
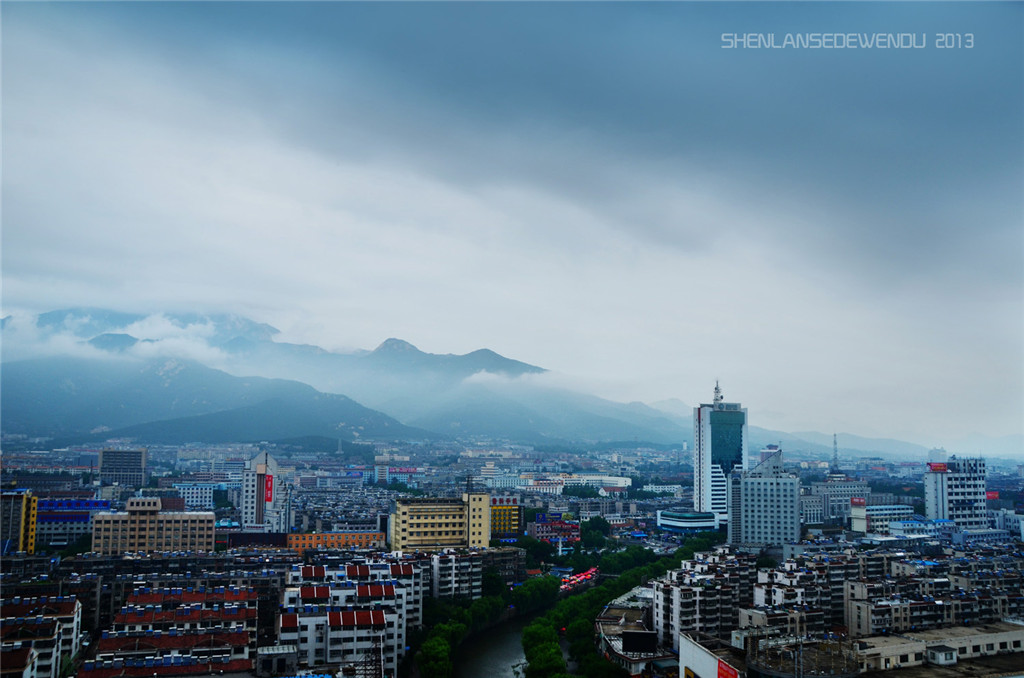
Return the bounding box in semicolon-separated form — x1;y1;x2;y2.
2;2;1022;447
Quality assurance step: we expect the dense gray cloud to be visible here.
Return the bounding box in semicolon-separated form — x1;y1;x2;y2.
2;2;1021;446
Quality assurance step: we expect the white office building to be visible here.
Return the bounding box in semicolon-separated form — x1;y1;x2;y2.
728;447;801;547
241;452;290;532
850;503;915;535
924;457;989;532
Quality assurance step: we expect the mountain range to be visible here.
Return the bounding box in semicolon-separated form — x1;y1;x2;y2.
2;308;689;446
3;308;1018;458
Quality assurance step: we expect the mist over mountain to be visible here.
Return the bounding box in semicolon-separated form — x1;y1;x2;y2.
5;307;1014;457
1;308;688;445
2;355;428;444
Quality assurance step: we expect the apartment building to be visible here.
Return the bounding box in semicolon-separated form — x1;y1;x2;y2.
389;492;490;552
651;547;756;649
0;597;82;663
288;560;427;631
738;606;825;638
91;498;215;555
278;582;410;674
431;551;483;599
111;586;258;634
847;589;1024;638
0;619;61;678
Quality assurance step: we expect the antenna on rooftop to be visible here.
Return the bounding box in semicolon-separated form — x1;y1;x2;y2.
714;380;723;404
832;433;840;471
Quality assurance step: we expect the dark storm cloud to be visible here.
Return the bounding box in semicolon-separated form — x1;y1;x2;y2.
20;1;1018;289
90;1;1019;290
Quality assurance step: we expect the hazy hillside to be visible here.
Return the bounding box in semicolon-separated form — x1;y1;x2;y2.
1;356;429;443
57;393;427;446
2;309;693;445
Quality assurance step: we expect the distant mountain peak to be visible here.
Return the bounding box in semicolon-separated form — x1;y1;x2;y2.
87;333;140;353
373;338;421;354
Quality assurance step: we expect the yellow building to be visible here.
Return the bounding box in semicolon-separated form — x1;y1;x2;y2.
287;531;386;552
390;492;490;551
91;498;215;555
1;489;38;554
489;496;523;540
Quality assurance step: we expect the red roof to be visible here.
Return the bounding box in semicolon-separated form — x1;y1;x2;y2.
1;647;35;670
300;566;326;579
356;584;395;599
77;658;252;678
97;631;250;653
346;565;370;578
299;586;330;600
113;608;256;625
390;564;414;576
129;590;257;605
327;610;386;628
279;614;298;630
1;600;79;619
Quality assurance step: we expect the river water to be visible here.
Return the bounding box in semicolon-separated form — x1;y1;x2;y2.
453;614;531;678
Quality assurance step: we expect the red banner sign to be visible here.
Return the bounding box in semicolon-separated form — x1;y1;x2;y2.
717;660;738;678
850;497;866;507
928;462;948;472
986;491;999;500
265;475;274;502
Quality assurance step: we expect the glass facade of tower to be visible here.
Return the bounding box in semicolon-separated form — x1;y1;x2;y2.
710;407;745;474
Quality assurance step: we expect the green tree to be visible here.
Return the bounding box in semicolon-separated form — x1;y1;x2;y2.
525;644;566;678
434;621;467;647
416;636;453;678
515;536;556;568
583;515;612;536
522;622;559;657
482;566;506;598
582;529;607;549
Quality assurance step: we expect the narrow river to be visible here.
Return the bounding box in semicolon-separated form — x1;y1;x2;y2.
453;614;532;678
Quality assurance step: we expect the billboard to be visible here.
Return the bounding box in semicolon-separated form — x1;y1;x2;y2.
850;497;866;507
265;475;274;502
928;462;948;472
717;660;738;678
986;491;999;500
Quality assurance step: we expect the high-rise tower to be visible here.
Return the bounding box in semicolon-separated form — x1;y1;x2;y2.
925;456;988;532
693;382;748;522
241;451;290;532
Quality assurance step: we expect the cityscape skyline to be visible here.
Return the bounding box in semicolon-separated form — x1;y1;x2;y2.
2;2;1021;446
